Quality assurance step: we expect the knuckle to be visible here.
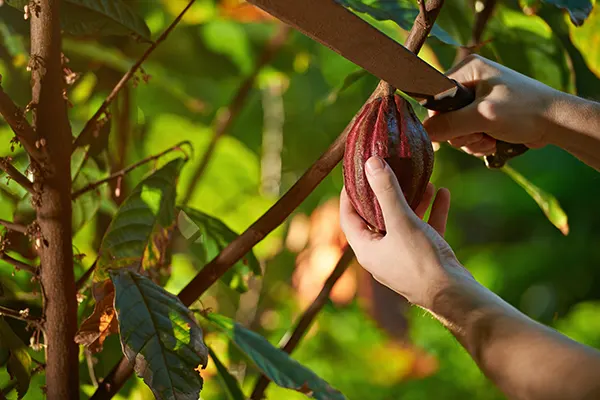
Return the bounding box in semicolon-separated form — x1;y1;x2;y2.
477;100;499;122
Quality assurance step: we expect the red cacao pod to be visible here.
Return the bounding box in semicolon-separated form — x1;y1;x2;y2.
343;94;434;233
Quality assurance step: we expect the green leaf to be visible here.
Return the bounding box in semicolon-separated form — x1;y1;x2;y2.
208;347;245;400
201;20;254;75
502;165;569;235
6;0;151;39
334;0;460;46
316;69;369;112
62;39;209;114
177;207;261;293
203;313;346;400
111;269;209;400
542;0;593;26
0;318;31;399
95;158;185;280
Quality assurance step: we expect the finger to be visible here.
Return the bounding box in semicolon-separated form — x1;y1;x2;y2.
447;133;485;148
364;156;413;232
461;136;497;156
428;188;451;236
423;103;489;143
339;188;374;246
414;183;435;220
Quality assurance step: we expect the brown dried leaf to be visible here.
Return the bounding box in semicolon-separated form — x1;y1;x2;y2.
75;280;119;353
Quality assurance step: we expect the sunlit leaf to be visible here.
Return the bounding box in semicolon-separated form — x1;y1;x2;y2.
316;69;369;112
94;158;185;279
201;20;254;75
0;318;31;399
542;0;593;26
111;269;209;400
203;313;346;400
176;207;261;293
6;0;151;39
334;0;460;46
208;347;245;400
502;165;569;235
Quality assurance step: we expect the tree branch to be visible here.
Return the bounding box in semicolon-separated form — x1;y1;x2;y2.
89;2;445;397
0;219;28;234
30;0;79;398
0;85;44;163
457;0;497;60
180;24;291;205
75;257;97;291
0;158;34;194
0;252;38;275
71;141;191;200
250;247;355;399
72;0;197;151
0;305;40;324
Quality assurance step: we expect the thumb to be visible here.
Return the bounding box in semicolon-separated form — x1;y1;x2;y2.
364;156;413;232
423;103;486;142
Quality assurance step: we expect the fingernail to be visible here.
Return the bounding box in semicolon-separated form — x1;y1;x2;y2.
366;157;385;175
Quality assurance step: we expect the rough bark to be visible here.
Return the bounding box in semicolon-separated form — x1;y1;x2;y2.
30;0;79;398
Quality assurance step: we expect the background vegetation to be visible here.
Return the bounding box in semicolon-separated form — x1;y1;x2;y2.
0;0;599;399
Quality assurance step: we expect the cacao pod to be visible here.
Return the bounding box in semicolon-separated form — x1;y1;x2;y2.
343;93;434;233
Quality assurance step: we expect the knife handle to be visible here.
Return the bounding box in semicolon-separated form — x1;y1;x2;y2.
420;80;529;169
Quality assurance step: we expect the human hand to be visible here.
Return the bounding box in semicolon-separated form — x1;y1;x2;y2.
423;54;560;157
340;156;467;309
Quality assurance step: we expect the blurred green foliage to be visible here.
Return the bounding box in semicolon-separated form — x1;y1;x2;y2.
0;0;600;399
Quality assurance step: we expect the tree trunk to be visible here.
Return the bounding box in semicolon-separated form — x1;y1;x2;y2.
30;0;79;398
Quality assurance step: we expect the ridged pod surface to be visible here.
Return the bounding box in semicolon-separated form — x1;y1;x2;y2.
343;94;434;233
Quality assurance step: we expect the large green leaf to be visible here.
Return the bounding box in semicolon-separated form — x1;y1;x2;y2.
176;207;261;293
208;347;245;400
111;269;208;400
203;313;346;400
502;165;569;235
6;0;151;39
95;158;185;279
334;0;459;46
542;0;593;26
0;318;31;399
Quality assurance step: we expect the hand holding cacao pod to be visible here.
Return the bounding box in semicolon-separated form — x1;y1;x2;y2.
343;93;434;233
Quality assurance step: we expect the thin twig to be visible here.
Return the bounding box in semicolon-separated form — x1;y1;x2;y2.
0;158;34;194
250;247;355;399
0;86;43;163
71;0;197;152
404;0;444;55
0;219;27;234
76;257;97;291
180;24;291;205
86;350;99;387
0;305;40;324
72;141;191;200
0;252;38;275
89;1;445;396
457;0;497;60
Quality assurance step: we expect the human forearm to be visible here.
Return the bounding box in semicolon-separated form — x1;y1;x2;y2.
543;92;600;171
429;269;600;400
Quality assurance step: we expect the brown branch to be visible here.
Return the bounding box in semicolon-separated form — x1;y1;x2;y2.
404;0;445;55
418;0;429;28
89;2;445;397
0;219;27;234
71;141;191;200
30;0;79;398
457;0;497;60
0;252;38;275
71;0;197;152
180;24;291;205
0;305;40;324
0;86;44;163
0;158;34;194
250;247;355;400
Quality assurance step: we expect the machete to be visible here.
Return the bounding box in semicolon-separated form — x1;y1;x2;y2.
247;0;529;168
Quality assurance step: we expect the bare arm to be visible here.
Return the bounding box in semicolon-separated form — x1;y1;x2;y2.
340;157;600;400
423;54;600;171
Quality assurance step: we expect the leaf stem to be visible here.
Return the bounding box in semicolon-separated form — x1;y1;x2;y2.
0;305;39;324
250;247;355;399
0;219;28;234
0;252;38;275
